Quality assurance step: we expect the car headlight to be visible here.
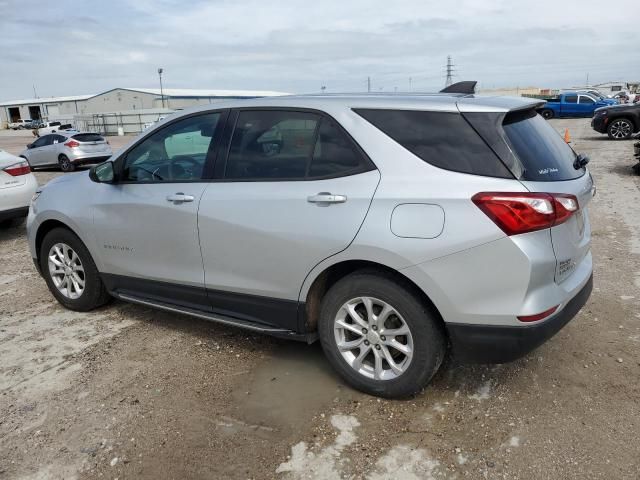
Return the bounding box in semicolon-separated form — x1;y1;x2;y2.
595;109;608;116
31;190;42;204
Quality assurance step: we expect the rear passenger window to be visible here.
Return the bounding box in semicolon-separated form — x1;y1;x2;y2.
565;95;578;103
354;109;512;178
224;111;373;180
225;111;319;180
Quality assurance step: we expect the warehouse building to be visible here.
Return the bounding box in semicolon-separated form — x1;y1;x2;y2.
0;87;289;129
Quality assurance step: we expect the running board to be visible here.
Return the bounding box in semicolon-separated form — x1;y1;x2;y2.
115;292;306;341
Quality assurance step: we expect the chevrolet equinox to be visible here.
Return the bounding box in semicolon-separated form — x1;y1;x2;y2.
27;88;594;398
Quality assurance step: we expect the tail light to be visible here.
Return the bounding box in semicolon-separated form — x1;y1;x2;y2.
3;160;31;176
472;192;579;236
64;140;80;148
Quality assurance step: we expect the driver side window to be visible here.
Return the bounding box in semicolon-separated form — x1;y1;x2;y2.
122;112;220;182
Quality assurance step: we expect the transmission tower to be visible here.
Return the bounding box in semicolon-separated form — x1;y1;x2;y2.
445;55;455;87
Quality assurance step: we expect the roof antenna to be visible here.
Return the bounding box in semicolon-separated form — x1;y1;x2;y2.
440;81;477;95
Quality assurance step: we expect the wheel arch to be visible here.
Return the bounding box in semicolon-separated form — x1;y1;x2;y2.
34;218;100;272
302;259;446;335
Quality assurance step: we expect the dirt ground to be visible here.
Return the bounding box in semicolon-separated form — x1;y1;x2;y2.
1;121;639;480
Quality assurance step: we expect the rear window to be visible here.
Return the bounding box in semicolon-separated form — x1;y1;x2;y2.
354;109;512;178
50;122;61;126
501;109;583;181
72;133;104;142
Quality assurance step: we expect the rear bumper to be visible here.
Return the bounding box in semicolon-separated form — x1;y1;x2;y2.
70;155;111;166
447;274;593;363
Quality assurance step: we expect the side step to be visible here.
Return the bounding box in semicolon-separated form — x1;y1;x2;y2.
114;291;307;341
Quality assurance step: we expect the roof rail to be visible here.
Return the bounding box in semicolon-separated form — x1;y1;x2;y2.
440;81;477;95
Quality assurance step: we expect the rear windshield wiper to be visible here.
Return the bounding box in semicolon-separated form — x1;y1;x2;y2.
573;154;589;170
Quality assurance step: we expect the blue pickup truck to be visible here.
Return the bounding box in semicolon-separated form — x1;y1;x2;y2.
537;92;617;119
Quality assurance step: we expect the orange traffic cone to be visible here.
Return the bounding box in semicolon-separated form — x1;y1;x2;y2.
564;128;571;143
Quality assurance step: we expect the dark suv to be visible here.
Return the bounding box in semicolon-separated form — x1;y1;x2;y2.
592;103;640;139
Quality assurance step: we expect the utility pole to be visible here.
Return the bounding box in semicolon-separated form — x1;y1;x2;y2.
367;76;371;93
586;72;589;87
33;85;38;98
445;55;455;87
321;85;326;94
157;68;165;108
409;77;412;92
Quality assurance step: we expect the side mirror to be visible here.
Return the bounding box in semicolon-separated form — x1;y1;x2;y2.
26;143;33;149
90;161;115;183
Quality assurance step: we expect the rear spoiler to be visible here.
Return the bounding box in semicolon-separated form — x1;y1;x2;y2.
440;81;477;95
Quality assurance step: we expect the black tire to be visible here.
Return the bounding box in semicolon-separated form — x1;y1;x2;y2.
40;227;111;311
318;271;446;398
541;109;554;120
59;155;75;172
607;118;634;140
0;216;25;228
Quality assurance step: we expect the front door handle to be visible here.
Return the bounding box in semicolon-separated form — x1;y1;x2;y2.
307;192;347;205
166;192;195;204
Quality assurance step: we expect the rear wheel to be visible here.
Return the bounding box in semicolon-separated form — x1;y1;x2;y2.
318;271;446;398
541;109;554;120
59;155;75;172
40;227;111;311
607;118;634;140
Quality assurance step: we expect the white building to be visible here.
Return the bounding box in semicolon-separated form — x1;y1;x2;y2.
0;87;289;128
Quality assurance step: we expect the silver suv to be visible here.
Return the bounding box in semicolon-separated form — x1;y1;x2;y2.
27;89;594;398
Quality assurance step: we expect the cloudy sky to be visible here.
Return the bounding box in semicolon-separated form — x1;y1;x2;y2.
0;0;638;101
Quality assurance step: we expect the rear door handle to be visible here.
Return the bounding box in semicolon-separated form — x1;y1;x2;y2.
166;192;195;203
307;192;347;205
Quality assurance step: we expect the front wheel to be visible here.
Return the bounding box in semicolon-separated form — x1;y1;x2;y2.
318;271;446;398
59;155;75;172
607;118;634;140
40;227;111;311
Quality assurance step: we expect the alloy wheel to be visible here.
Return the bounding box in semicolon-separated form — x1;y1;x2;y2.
333;296;414;380
48;242;85;299
610;120;632;139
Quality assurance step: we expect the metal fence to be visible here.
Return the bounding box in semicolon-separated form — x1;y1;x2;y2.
73;109;175;135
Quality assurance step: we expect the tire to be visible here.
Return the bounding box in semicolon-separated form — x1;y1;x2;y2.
541;109;554;120
40;227;111;311
0;216;25;228
607;118;634;140
318;271;446;398
58;155;75;172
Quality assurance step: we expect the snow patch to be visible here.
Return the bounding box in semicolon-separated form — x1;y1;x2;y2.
509;436;520;447
456;453;468;465
367;445;440;480
276;415;360;479
468;381;491;401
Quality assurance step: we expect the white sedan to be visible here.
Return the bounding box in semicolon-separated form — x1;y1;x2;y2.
0;150;38;226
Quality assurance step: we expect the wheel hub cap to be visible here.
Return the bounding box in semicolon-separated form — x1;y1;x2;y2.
333;296;414;381
48;242;85;299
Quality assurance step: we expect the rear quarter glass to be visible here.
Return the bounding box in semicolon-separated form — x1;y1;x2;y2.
464;109;584;182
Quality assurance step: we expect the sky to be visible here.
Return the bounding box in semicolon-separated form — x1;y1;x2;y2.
0;0;638;101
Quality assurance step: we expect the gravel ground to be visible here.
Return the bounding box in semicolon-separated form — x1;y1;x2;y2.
0;121;639;480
